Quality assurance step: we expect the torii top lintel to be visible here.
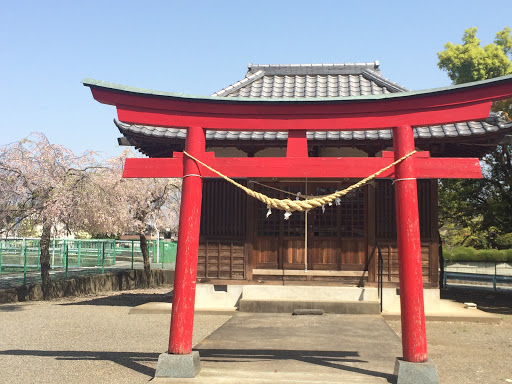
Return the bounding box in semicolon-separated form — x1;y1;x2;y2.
83;75;512;131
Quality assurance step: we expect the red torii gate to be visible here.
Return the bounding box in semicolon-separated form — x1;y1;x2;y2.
84;75;512;375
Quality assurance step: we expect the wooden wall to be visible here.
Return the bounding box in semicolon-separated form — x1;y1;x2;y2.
369;179;439;287
197;178;440;286
198;179;247;280
197;241;245;279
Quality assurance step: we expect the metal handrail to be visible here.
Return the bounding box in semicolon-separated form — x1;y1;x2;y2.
376;240;384;312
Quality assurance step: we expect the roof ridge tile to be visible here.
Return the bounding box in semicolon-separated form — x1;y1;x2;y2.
362;69;409;92
212;70;265;97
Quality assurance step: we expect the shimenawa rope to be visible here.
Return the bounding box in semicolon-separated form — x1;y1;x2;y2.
182;150;417;213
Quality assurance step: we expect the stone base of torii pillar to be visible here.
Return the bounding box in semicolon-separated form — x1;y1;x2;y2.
394;358;440;384
155;351;201;378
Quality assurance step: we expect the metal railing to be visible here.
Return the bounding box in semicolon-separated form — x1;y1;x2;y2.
443;260;512;292
376;241;384;312
0;238;177;287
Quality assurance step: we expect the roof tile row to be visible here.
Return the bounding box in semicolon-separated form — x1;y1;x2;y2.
116;119;507;142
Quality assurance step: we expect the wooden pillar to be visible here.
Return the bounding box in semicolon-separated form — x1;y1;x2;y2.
286;130;308;157
168;126;205;355
392;125;428;363
367;152;377;283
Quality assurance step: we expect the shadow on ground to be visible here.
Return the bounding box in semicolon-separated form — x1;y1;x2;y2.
58;292;172;307
0;348;396;383
0;305;24;312
441;287;512;315
0;349;158;377
197;348;395;383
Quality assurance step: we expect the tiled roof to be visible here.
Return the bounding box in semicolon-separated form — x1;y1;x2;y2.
212;61;408;97
116;62;512;148
115;116;512;142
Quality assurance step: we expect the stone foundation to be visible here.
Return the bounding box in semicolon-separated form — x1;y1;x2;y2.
0;269;174;304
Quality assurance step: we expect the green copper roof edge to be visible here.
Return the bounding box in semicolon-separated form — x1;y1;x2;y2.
82;75;512;103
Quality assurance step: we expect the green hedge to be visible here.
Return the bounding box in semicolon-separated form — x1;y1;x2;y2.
444;246;512;262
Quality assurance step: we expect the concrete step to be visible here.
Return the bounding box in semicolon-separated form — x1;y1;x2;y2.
190;285;382;314
241;285;379;301
239;298;381;314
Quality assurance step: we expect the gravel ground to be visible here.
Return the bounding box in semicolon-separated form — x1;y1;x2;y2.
388;288;512;384
0;287;231;384
1;286;511;383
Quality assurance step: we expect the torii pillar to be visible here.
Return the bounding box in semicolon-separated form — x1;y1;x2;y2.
153;126;205;377
169;126;204;355
392;126;438;382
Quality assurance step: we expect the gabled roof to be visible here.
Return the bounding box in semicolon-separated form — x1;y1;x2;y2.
112;62;512;158
212;61;408;98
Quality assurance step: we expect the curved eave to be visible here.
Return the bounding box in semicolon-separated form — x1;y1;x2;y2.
83;75;512;131
83;76;512;104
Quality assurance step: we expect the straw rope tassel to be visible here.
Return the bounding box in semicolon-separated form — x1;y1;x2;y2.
182;150;417;213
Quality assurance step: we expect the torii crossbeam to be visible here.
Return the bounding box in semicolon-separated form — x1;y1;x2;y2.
83;75;512;378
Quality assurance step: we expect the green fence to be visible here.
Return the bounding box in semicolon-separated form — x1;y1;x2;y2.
151;241;177;264
114;240;177;265
0;238;177;285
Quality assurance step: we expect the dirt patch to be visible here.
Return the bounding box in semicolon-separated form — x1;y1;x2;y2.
441;286;512;315
0;287;231;384
388;288;512;384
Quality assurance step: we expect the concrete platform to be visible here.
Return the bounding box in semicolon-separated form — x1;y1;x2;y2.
129;302;238;316
152;313;403;383
238;285;381;314
129;283;500;322
382;297;501;324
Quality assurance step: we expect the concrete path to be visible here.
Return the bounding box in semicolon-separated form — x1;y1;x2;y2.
154;313;402;384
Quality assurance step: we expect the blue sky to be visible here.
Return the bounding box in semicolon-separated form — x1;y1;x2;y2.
2;0;511;156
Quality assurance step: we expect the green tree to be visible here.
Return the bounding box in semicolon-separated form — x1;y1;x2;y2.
437;27;512;248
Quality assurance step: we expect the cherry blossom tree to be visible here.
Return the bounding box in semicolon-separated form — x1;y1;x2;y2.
86;150;181;286
0;135;181;294
0;133;101;298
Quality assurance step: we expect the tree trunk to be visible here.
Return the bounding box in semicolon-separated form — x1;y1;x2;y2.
139;233;152;287
40;217;52;299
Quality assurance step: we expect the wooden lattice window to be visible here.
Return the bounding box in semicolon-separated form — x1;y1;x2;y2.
375;179;432;240
255;183;280;237
200;179;246;238
375;180;396;240
283;185;306;237
340;188;365;238
311;185;338;237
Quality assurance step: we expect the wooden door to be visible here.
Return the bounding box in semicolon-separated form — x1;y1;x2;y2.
252;183;281;269
252;181;368;271
338;183;367;270
308;183;340;270
282;184;306;270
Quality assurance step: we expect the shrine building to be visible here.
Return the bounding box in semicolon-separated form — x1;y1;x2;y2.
111;61;512;288
84;65;512;378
